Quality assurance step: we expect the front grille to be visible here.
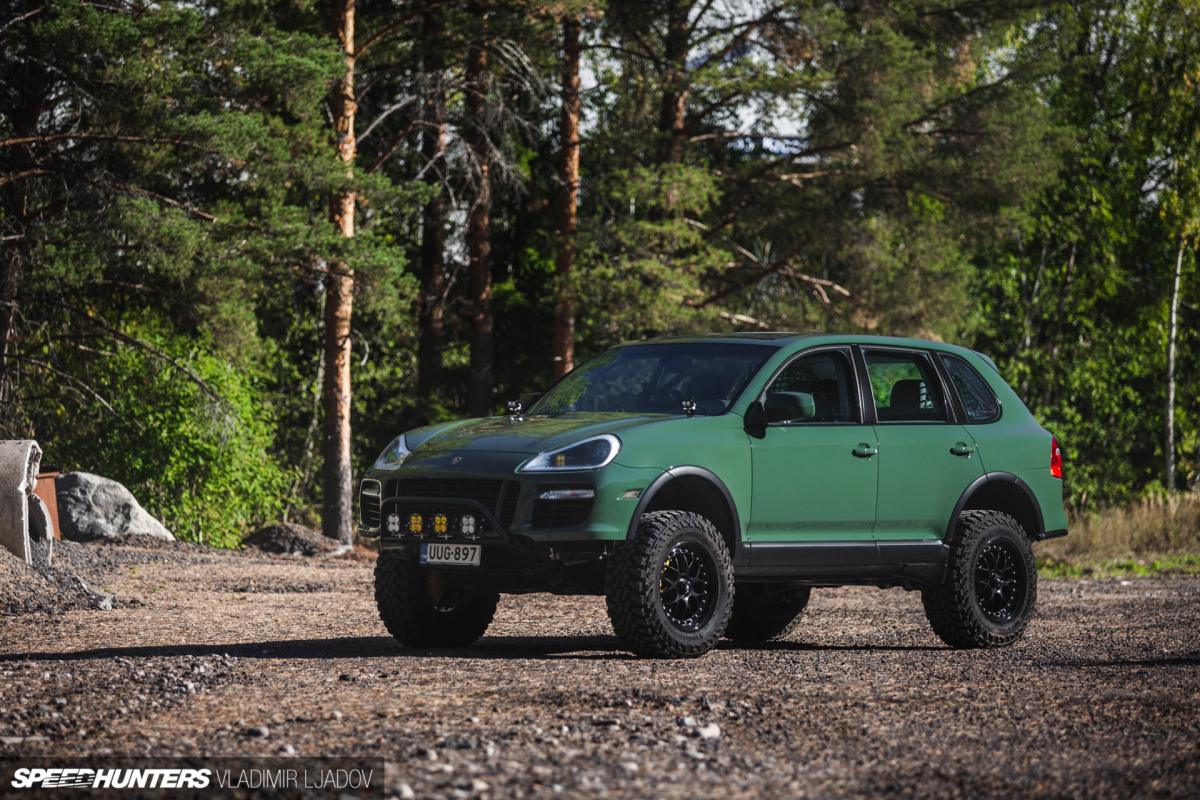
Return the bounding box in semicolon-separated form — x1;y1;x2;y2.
495;482;520;528
531;483;595;529
360;480;381;528
389;478;505;507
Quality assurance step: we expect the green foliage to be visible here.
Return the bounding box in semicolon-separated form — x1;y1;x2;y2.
5;0;1200;543
1038;554;1200;579
971;0;1200;506
43;335;289;548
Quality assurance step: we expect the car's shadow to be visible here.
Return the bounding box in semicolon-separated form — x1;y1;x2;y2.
0;635;948;664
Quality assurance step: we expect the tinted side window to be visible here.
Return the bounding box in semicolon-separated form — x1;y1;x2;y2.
863;350;948;423
766;349;860;423
941;354;1001;423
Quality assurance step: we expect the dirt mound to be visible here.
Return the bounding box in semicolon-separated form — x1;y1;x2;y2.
243;523;335;556
0;544;110;616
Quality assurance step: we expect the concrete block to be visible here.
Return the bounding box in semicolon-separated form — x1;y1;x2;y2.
0;439;42;564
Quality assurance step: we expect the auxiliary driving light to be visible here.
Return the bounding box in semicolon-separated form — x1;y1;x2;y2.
461;515;477;535
408;514;423;533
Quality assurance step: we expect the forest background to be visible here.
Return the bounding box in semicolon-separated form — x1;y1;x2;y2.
2;0;1198;549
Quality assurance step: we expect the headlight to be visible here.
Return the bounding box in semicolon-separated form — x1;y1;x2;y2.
519;435;621;472
373;435;412;470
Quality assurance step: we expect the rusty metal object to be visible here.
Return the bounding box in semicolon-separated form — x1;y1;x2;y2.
33;467;60;540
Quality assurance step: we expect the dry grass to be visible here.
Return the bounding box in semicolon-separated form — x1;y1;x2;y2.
1038;493;1200;576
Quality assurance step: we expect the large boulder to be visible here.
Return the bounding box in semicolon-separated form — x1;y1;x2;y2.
55;472;174;542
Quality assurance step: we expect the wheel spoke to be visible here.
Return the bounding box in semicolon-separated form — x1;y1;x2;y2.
659;541;717;632
974;539;1028;624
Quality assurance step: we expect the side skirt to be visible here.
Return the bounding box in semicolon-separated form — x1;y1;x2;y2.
734;540;948;589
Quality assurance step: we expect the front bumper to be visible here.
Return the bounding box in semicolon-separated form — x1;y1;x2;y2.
358;450;662;546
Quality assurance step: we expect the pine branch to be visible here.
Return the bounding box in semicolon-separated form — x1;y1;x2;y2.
0;133;219;153
0;169;53;187
36;299;227;405
4;354;116;413
83;176;218;222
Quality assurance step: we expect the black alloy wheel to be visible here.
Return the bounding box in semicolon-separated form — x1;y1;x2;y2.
973;538;1027;624
659;541;717;632
922;510;1038;649
605;510;734;658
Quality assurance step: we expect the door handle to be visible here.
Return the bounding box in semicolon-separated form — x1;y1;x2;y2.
852;443;878;458
950;442;977;457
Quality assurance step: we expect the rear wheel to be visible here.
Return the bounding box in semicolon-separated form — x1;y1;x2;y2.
605;511;733;658
725;583;811;642
922;510;1037;648
374;549;498;647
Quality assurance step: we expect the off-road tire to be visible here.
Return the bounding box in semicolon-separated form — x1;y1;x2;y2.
374;549;499;648
922;510;1037;648
605;510;734;658
725;583;811;642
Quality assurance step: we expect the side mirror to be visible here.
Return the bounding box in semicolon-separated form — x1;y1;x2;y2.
764;391;815;423
744;401;768;432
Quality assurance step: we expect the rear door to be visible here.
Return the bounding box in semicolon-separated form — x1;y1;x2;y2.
748;346;877;543
862;347;985;541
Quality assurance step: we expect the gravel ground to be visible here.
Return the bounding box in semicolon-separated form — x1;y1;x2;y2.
0;541;1197;798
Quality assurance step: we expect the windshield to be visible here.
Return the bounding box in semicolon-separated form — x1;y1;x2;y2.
530;342;777;416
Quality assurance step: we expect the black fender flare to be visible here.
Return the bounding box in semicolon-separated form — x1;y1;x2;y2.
945;471;1045;540
625;466;743;546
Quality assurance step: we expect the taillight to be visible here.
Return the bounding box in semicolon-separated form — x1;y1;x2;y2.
1050;437;1063;478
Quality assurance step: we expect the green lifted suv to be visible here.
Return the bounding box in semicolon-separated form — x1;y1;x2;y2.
360;334;1067;658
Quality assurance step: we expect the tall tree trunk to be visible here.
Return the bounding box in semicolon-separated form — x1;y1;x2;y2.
465;0;493;417
0;8;45;408
658;0;691;164
554;15;582;379
0;263;17;406
1044;241;1075;410
1166;241;1183;494
416;5;448;416
324;0;357;544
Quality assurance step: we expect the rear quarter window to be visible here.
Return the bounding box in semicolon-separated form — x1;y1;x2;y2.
940;354;1001;423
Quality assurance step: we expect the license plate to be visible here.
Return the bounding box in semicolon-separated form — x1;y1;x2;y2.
420;543;481;566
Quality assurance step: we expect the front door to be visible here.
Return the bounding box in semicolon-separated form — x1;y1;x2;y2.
748;347;878;543
863;348;985;541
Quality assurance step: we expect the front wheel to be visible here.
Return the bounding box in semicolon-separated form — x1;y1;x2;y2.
922;510;1037;648
374;550;499;648
605;511;734;658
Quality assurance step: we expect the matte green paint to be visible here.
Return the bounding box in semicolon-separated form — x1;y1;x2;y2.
748;424;877;541
871;422;986;540
362;333;1068;548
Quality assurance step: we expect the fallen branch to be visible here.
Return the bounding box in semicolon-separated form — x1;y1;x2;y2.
718;310;771;330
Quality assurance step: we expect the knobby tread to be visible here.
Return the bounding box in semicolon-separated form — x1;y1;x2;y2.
922;510;1037;649
374;550;498;648
604;510;734;659
725;584;811;642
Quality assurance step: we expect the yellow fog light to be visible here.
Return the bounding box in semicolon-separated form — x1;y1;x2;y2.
408;514;423;533
433;514;448;534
